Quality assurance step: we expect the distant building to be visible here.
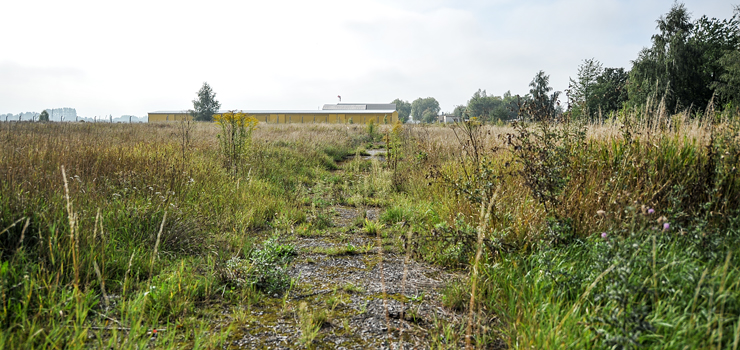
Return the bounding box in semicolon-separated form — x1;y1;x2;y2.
438;114;460;123
148;103;399;124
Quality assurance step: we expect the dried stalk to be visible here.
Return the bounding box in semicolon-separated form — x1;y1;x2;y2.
466;194;495;350
149;211;167;281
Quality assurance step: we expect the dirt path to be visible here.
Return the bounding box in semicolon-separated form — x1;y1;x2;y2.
224;153;465;349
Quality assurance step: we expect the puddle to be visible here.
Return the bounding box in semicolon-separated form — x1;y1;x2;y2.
337;149;387;167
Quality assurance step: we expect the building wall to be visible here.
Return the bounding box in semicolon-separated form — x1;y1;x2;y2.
148;111;399;124
148;113;194;122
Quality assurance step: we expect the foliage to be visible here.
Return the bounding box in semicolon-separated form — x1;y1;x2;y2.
712;49;740;106
453;105;467;119
569;59;629;120
190;82;221;122
463;89;519;123
628;3;740;112
247;235;296;294
38;110;49;122
214;111;258;175
0;122;361;348
411;97;440;123
391;98;412;123
421;109;438;123
297;301;327;345
522;70;562;122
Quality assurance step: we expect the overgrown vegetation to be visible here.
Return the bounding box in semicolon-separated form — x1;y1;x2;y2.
0;122;362;349
1;6;738;348
391;103;740;348
1;102;738;348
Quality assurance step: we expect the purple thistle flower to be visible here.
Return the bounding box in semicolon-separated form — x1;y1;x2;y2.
601;232;608;239
648;208;655;214
663;222;670;231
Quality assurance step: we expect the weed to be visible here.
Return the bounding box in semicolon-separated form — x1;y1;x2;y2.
297;301;327;345
363;219;381;236
214;111;258;175
342;283;365;294
248;235;296;295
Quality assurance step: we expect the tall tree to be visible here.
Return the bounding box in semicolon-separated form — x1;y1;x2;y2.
391;98;412;123
191;82;221;122
467;89;499;120
524;71;561;122
629;3;739;112
569;58;603;118
704;6;740;107
38;110;49;122
411;97;440;123
570;59;628;119
592;68;629;115
712;50;740;106
453;105;467;118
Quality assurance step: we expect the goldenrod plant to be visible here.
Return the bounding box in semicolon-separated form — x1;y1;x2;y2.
214;111;258;175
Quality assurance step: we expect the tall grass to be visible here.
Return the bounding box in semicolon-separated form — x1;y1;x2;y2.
0;121;361;348
391;107;740;348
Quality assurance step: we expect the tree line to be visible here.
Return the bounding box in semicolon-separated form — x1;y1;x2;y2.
392;3;739;123
189;4;738;124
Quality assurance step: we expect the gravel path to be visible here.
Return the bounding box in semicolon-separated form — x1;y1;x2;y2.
223;151;473;349
226;207;466;349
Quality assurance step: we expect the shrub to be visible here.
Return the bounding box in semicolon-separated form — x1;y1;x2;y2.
248;235;296;295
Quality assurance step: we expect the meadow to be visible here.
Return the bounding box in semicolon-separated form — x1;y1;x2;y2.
0;106;739;349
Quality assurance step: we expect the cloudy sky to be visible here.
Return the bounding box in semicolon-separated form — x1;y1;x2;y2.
1;0;736;117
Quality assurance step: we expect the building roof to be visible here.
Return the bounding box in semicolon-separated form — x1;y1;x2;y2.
322;104;366;110
322;103;397;111
149;110;396;115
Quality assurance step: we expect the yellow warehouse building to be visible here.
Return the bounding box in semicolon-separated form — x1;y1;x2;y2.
148;103;399;124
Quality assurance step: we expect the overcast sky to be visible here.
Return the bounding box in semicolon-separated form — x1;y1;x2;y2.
1;0;736;117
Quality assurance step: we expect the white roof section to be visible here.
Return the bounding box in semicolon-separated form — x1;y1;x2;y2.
323;103;396;110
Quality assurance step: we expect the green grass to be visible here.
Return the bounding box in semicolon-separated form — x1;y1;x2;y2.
1;111;739;348
0;122;361;349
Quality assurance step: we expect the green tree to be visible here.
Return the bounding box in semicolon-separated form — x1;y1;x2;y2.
712;50;740;106
422;109;438;123
453;105;467;118
391;98;412;123
190;82;221;122
569;58;603;119
411;97;440;123
628;3;739;112
463;89;519;122
497;91;521;121
592;67;629;115
466;89;499;120
523;71;561;122
569;59;628;120
38;110;49;122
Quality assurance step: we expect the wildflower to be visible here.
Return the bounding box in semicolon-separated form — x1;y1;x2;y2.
663;222;670;231
601;232;608;239
648;208;655;214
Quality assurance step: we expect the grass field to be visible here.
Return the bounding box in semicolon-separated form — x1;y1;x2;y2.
1;107;739;349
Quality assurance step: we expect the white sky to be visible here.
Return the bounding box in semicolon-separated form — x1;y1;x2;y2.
0;0;736;117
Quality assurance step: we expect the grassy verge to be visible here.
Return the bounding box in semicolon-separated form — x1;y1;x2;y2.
0;122;364;348
386;108;740;348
